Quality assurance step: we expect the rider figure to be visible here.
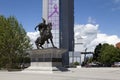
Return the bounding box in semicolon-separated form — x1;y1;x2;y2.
35;18;49;43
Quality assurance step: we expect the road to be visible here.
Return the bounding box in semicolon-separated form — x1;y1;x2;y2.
0;68;120;80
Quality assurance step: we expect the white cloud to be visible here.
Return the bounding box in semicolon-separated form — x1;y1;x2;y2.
74;24;98;37
88;33;120;51
93;34;120;45
74;24;98;47
74;24;120;52
27;24;120;52
88;16;96;24
27;31;39;49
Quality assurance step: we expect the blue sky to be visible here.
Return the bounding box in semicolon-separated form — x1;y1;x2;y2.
0;0;120;37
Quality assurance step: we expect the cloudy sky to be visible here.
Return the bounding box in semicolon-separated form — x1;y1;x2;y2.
1;0;120;51
74;24;120;51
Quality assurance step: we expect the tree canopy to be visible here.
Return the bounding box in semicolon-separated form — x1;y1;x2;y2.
93;43;102;61
0;15;32;69
93;43;120;66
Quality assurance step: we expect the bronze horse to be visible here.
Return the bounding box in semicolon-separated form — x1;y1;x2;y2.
35;23;56;49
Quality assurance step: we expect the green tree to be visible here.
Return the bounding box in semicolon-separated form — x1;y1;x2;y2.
99;43;120;66
0;15;32;69
93;43;102;61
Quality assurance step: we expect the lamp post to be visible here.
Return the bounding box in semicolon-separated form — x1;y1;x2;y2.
84;48;87;64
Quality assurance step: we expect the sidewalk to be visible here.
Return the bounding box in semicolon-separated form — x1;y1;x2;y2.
0;68;120;80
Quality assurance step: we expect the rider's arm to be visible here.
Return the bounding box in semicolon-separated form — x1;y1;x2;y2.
35;25;38;31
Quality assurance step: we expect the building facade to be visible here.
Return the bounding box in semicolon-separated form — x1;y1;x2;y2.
116;42;120;49
42;0;60;48
42;0;74;66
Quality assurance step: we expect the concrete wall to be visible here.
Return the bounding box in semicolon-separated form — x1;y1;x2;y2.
31;62;62;67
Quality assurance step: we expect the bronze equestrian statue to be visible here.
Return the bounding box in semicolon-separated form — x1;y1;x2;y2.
35;18;56;49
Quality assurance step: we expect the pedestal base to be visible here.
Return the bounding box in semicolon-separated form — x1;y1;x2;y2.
23;48;67;73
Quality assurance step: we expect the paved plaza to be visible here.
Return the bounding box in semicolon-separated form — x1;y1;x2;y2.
0;68;120;80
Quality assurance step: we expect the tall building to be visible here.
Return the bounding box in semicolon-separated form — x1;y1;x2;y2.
42;0;74;66
59;0;74;66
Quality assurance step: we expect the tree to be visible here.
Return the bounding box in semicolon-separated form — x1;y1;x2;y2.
0;15;32;69
93;43;120;66
99;43;120;66
93;43;102;61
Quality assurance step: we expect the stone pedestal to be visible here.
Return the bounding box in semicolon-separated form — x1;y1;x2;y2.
23;48;67;73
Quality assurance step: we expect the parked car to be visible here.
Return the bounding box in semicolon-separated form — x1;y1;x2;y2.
112;62;120;67
86;62;102;67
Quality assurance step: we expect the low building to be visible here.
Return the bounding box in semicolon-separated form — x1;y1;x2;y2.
116;42;120;49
